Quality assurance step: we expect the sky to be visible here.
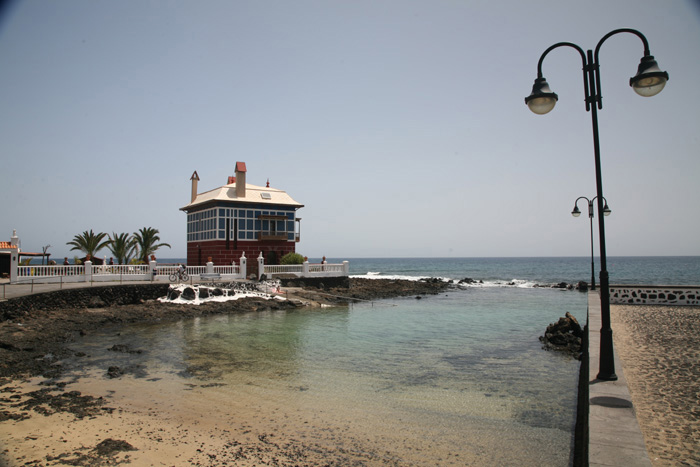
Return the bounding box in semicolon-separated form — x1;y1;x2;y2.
1;0;699;260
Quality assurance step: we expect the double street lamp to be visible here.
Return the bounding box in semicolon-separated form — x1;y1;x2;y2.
525;29;668;381
572;196;611;291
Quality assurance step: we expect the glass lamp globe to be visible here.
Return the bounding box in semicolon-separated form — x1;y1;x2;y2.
630;55;669;97
525;77;558;115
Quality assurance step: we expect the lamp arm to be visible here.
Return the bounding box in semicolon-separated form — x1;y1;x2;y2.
593;28;652;110
535;42;590;110
594;28;651;62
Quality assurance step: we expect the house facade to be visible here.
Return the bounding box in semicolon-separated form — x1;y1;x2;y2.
0;230;19;279
180;162;303;268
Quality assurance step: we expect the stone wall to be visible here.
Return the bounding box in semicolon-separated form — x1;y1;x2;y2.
0;284;169;321
609;285;700;306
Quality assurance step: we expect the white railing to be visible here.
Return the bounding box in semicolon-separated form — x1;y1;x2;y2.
264;265;303;275
308;263;345;274
214;265;240;275
261;261;349;279
11;256;346;284
92;265;150;275
17;265;84;278
11;259;246;284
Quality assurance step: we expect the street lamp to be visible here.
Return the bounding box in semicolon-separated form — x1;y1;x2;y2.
572;197;611;291
525;29;668;381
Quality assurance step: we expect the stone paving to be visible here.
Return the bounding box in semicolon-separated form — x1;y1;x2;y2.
610;303;700;466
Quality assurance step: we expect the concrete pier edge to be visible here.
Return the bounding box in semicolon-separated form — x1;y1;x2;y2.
587;290;651;466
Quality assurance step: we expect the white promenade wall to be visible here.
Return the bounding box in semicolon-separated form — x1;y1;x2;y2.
12;254;347;284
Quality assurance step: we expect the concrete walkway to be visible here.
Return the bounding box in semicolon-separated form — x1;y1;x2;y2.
587;290;651;466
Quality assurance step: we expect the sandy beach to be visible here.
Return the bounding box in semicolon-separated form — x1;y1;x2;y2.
610;304;700;466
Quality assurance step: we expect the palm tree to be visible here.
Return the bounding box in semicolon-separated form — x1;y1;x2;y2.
133;227;171;263
66;230;111;259
107;232;137;265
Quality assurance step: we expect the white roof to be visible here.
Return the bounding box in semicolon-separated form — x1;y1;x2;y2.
180;182;303;211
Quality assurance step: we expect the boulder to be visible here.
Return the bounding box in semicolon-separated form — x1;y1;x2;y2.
181;287;196;301
167;288;181;300
539;312;583;357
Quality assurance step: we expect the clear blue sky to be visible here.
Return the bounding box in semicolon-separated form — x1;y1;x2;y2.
1;0;698;259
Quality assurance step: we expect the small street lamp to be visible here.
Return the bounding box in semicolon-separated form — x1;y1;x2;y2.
525;29;668;381
572;197;611;290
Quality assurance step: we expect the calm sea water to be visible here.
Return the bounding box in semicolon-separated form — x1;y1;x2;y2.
157;255;698;285
61;257;698;464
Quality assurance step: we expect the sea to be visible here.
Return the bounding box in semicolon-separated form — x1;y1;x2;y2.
61;256;698;465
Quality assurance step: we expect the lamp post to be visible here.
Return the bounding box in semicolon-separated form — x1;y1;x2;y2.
571;197;611;291
525;29;668;381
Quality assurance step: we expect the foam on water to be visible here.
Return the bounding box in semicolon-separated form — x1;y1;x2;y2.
158;281;285;305
352;272;545;289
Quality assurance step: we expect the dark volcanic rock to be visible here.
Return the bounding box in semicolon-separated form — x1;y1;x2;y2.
95;438;137;455
181;287;196;301
167;288;181;300
540;312;583;358
107;366;124;378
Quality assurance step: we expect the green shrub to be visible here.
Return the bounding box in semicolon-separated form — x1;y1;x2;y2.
280;252;305;265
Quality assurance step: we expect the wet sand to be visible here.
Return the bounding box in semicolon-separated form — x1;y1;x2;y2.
610;304;700;466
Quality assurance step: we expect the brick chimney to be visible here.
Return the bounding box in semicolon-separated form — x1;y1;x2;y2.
190;171;200;203
235;161;247;198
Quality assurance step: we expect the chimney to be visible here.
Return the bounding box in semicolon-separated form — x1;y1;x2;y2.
190;171;200;203
235;161;247;198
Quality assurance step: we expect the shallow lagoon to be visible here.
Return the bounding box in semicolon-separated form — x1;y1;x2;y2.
64;287;582;465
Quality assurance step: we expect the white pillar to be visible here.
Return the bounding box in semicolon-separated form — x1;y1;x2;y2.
343;261;350;276
257;252;264;280
303;261;309;277
84;260;93;282
9;251;17;283
206;261;214;274
239;253;247;279
149;260;157;281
